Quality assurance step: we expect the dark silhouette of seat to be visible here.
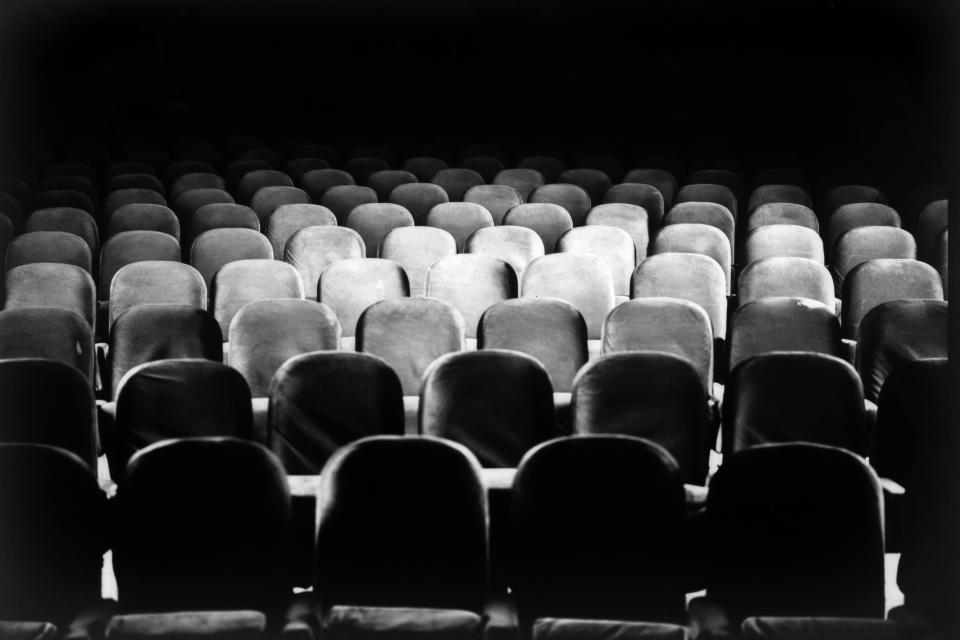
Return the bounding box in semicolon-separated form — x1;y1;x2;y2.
0;308;94;382
7;231;92;273
107;203;180;242
25;208;99;259
432;168;484;201
301;169;356;204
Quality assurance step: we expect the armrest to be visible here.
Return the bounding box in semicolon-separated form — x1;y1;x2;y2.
484;594;519;640
64;598;116;640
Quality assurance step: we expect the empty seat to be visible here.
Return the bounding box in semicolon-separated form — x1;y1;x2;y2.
315;436;487;612
826;203;901;257
603;183;663;231
663;202;735;262
518;156;564;183
284;226;366;295
744;224;824;264
172;188;235;228
821;184;887;219
0;359;96;467
346;203;415;257
841;259;944;341
367;169;418;201
463;184;523;225
533;618;689;640
431;168;484;201
688;169;743;201
460;156;504;183
111;360;257;473
855;299;947;404
424;202;493;251
249;185;310;227
401;156;449;182
230;298;340;397
420;350;555;467
265;203;336;260
602;298;713;391
25;208;99;259
832;226;916;287
557;226;635;299
107;203;181;241
190;203;261;250
0;306;93;382
5;263;96;328
738;257;835;308
224;159;273;192
99;230;181;301
479;298;587;394
728;298;841;372
301;169;356;203
166;161;217;185
0;444;106;628
577;156;626;183
113;438;295;622
632;253;728;341
285;157;331;181
675;183;738;219
169;172;226;202
559;168;612;204
916;199;947;264
344;157;390;185
269;352;404;474
388;182;450;225
380;226;457;296
319;258;409;348
746;203;819;234
237;169;294;205
705;444;885;622
512;436;687;625
529;184;591;226
109;172;162;195
502;203;573;254
7;231;91;273
212;259;305;337
464;225;544;278
739;617;902;640
493;168;544;201
652;223;732;292
33;189;95;215
584;203;651;262
723;353;867;454
108;304;222;402
190;227;273;289
104;188;166;219
422;254;517;343
572;352;712;484
746;184;813;213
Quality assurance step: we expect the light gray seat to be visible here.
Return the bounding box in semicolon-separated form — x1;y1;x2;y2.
318;258;409;350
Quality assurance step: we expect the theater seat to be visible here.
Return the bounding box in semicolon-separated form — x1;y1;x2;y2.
322;606;483;640
425;254;517;346
5;262;97;330
532;619;689;640
740;617;904;640
388;182;449;225
464;225;545;277
318;258;409;350
379;226;457;296
106;611;268;640
284;226;366;297
0;307;95;382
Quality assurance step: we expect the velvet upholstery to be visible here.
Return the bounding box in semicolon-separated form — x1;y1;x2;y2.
460;156;504;183
586;202;651;261
420;350;555;467
109;261;206;327
462;185;522;225
344;157;390;185
357;297;465;395
0;307;94;382
675;183;737;220
107;203;181;241
855;299;947;403
425;254;517;338
512;436;687;626
106;611;268;640
728;298;841;372
380;226;457;296
224;160;272;192
623;170;679;209
464;225;545;276
840;259;943;340
502;203;573;254
114;439;294;617
250;186;310;225
0;622;58;640
602;297;713;391
212;259;305;337
832;226;916;287
744;224;824;264
32;189;94;215
366;170;418;202
517;156;564;183
745;203;819;233
401;157;449;182
346;203;415;257
705;444;885;622
521;253;614;339
105;188;167;218
431;168;484;201
0;444;106;627
286;157;331;180
316;436;487;611
571;352;711;484
664;203;735;263
172;188;235;231
25;207;99;258
652;223;731;292
109;304;223;400
266;203;336;259
5;263;97;328
632;253;727;339
388;183;450;225
820;184;887;220
746;184;812;213
319;258;409;338
322;606;484;640
190;228;274;289
100;231;182;294
740;617;902;640
237;169;294;205
737;258;834;308
688;169;743;200
170;172;226;202
557;226;636;296
0;359;97;467
7;230;92;273
284;226;366;295
42;176;98;204
493;168;544;201
478;298;587;393
529;184;591;226
301;169;356;203
426;202;494;250
189;203;260;253
533;619;689;640
826;203;901;258
269;352;404;474
559;168;612;204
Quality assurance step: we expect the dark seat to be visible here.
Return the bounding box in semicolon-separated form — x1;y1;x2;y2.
529;184;592;226
388;182;450;225
4;263;97;329
0;307;94;382
7;231;92;273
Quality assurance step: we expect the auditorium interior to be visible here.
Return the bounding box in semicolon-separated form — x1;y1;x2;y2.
0;0;955;638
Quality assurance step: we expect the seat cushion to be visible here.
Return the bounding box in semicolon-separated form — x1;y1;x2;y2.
322;606;484;640
533;618;690;640
106;611;267;640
